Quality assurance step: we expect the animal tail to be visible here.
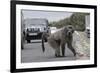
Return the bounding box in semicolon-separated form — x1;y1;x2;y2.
42;32;47;52
41;32;50;52
42;36;45;52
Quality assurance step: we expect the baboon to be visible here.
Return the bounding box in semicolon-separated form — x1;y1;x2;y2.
42;25;76;57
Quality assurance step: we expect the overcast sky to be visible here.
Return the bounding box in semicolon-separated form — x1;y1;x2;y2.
22;10;73;22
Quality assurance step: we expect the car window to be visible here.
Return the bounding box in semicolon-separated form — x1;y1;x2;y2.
30;24;46;26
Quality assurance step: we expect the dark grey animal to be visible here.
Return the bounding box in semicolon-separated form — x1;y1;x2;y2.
42;25;76;57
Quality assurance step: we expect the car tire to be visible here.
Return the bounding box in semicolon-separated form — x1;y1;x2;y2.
27;40;31;43
21;44;24;50
44;38;47;42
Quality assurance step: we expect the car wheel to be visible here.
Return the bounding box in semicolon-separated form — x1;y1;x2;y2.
44;38;47;42
21;44;24;50
27;40;31;43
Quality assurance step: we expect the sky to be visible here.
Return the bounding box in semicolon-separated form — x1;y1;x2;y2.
22;10;73;22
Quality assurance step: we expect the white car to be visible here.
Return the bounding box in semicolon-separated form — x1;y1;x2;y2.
50;27;57;34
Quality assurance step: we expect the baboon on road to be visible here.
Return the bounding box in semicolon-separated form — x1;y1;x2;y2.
42;25;76;57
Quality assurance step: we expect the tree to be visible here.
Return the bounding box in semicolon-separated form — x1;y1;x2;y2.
70;13;89;31
49;13;90;31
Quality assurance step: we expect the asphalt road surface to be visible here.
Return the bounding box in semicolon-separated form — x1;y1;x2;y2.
21;31;90;63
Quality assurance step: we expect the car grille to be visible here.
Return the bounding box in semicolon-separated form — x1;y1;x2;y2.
27;28;40;32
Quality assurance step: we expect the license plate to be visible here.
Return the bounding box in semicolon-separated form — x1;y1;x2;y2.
29;33;37;35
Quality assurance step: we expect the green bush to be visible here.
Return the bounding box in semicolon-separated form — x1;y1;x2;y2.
49;13;89;31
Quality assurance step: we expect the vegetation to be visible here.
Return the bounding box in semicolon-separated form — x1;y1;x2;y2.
49;13;90;31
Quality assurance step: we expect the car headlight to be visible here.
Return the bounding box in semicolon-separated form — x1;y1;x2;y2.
27;28;30;31
44;27;46;30
27;29;28;31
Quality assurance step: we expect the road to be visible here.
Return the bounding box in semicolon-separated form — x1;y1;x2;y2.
21;31;90;63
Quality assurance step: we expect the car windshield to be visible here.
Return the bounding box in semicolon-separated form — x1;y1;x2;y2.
29;24;46;26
